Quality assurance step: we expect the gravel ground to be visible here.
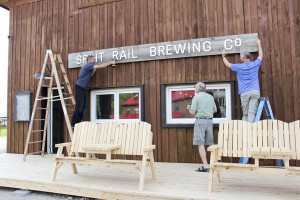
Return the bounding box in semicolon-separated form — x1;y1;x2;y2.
0;187;96;200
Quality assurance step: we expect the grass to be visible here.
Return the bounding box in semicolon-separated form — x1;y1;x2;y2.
0;127;7;137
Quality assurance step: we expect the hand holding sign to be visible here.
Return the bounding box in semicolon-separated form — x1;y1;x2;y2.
222;49;228;58
111;58;116;67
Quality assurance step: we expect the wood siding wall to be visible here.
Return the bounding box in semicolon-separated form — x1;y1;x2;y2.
7;0;300;166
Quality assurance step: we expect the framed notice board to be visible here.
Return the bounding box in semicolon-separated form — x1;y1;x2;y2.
14;91;32;122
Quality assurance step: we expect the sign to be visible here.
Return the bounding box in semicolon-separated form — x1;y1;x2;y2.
68;33;258;68
14;91;32;122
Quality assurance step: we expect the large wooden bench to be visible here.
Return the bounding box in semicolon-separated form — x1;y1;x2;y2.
287;120;300;175
51;121;156;191
208;120;293;192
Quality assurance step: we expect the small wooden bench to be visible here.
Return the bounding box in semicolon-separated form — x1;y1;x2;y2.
208;120;292;192
51;121;156;190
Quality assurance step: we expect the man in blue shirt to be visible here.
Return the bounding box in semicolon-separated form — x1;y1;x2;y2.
71;55;115;127
222;39;263;122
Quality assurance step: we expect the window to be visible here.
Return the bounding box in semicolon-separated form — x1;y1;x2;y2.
90;87;142;122
161;81;235;127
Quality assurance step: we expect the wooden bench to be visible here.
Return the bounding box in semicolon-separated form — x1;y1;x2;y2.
208;120;292;192
51;121;156;191
287;120;300;175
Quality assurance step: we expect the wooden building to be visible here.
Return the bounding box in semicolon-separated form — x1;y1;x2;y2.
5;0;300;166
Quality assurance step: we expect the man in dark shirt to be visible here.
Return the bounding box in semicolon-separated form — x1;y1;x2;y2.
71;55;115;127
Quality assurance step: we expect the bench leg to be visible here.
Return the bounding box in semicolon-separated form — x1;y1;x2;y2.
285;159;290;168
139;153;147;191
51;148;64;181
149;150;157;180
216;172;220;183
51;161;61;181
106;152;111;160
209;168;214;192
71;163;78;174
255;158;259;167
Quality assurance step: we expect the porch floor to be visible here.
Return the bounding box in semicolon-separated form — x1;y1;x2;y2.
0;153;299;200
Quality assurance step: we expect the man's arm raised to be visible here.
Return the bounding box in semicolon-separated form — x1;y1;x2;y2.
94;60;115;69
222;49;231;68
257;39;263;60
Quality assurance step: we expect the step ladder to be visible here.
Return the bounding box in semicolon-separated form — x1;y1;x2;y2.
240;97;283;167
23;50;75;161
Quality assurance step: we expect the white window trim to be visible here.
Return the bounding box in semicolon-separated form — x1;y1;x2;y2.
166;83;232;125
90;87;141;123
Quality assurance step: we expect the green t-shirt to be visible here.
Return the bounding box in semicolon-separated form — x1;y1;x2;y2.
191;92;216;118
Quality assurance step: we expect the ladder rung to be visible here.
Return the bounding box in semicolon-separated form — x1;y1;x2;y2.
29;140;44;144
38;95;67;101
50;97;72;102
33;119;46;121
36;108;47;110
37;96;51;100
28;151;44;155
63;92;73;95
52;87;65;90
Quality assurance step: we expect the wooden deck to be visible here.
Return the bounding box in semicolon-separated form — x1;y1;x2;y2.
0;153;299;200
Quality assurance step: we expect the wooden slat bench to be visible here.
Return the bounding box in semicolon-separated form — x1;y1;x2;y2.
287;120;300;175
208;120;292;192
51;121;156;191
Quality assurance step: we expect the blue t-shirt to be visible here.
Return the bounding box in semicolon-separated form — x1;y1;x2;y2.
231;59;262;94
76;63;95;88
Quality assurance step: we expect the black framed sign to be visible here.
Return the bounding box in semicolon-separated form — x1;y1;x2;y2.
161;81;235;127
14;91;32;122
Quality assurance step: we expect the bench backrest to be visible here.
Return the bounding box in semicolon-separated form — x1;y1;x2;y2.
111;121;152;156
217;120;290;158
71;121;100;153
70;121;153;156
289;120;300;160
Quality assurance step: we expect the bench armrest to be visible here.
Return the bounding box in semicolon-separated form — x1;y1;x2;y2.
143;145;156;152
207;145;218;152
82;144;120;152
55;142;72;148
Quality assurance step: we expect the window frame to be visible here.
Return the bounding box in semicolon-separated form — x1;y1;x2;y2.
87;85;144;123
161;81;235;127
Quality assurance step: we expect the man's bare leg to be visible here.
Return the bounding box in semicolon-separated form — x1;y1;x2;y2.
199;145;209;168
